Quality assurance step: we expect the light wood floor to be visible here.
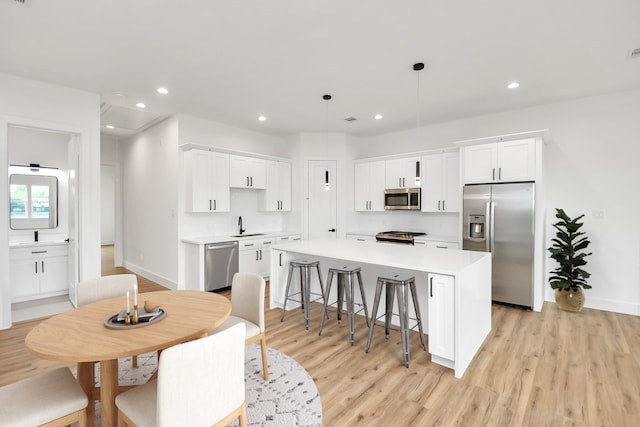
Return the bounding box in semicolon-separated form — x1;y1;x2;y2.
2;246;639;426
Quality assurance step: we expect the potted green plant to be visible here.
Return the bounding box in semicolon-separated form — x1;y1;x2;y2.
547;208;592;311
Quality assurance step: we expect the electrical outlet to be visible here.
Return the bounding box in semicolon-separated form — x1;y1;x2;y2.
592;210;605;219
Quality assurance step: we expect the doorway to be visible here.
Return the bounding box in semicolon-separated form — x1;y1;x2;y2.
307;160;337;239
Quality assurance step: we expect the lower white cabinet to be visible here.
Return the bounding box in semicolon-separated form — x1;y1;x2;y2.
239;234;300;278
11;244;68;302
428;273;455;361
346;233;376;242
426;241;459;250
239;238;273;278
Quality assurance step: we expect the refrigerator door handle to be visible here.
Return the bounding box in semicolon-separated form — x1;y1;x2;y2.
489;201;496;253
485;201;492;252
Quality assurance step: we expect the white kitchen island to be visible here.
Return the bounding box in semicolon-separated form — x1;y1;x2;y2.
270;238;492;378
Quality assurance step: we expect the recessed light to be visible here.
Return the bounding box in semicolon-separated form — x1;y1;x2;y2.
136;102;146;108
374;114;383;120
156;87;169;95
105;125;115;129
507;82;520;89
258;115;266;122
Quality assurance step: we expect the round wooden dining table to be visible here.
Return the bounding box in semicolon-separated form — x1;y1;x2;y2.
25;290;231;427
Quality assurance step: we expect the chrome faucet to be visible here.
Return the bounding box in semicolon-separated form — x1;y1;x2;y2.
238;216;246;235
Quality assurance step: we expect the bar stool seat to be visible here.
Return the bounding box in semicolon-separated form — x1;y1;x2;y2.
280;258;326;330
365;272;426;368
318;265;370;345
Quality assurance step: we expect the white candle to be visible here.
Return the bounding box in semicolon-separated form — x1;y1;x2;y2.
133;284;138;306
126;291;130;313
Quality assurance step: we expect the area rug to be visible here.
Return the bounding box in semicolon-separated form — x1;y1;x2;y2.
89;344;322;426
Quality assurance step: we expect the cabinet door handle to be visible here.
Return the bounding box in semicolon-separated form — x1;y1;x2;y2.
498;167;502;180
492;168;495;180
260;249;263;260
438;200;441;211
246;176;249;187
442;200;445;211
279;252;283;267
209;200;212;211
256;250;259;261
41;261;45;273
35;261;38;274
430;277;433;297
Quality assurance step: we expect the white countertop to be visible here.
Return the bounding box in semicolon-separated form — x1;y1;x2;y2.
182;231;300;245
9;240;68;249
271;238;487;276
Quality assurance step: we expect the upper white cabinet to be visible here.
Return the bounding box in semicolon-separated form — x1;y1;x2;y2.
462;138;536;184
421;152;460;212
354;161;386;211
385;156;421;188
229;155;266;189
260;160;291;211
184;150;230;212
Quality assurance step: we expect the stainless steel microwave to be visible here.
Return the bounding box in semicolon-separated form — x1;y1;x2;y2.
384;188;421;210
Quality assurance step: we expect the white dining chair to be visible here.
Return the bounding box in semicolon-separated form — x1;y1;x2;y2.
210;272;269;380
77;273;141;367
115;323;247;427
0;367;89;427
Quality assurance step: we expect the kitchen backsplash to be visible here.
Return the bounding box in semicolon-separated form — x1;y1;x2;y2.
348;210;459;237
181;189;290;238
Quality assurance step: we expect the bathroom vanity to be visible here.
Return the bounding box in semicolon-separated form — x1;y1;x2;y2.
9;241;68;303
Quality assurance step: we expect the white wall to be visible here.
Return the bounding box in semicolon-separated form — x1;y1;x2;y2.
8;126;70;243
121;117;179;288
100;164;115;244
0;72;101;329
354;89;640;315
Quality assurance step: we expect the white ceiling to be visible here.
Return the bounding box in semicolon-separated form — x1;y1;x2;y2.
1;0;639;138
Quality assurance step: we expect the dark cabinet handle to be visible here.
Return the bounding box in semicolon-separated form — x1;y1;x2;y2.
250;177;253;187
35;261;38;274
492;168;495;180
328;228;336;232
498;168;502;180
430;277;433;297
209;200;212;211
442;200;445;211
279;253;283;267
42;261;45;273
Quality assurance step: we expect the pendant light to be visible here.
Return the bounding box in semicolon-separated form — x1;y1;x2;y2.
323;94;331;191
413;62;424;187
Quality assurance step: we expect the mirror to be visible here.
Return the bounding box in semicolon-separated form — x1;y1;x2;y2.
9;174;58;229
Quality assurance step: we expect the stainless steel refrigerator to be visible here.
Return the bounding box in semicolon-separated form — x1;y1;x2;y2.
462;182;535;309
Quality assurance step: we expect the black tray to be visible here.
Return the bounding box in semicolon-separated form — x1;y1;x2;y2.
104;308;166;330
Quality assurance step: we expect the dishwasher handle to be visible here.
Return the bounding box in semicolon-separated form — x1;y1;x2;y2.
206;242;238;250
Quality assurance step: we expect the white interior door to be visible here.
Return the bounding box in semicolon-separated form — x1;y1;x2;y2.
307;160;337;239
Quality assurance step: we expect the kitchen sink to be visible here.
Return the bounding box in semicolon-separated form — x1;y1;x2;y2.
231;233;265;238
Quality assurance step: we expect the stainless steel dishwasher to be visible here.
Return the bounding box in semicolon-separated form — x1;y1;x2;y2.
204;241;239;291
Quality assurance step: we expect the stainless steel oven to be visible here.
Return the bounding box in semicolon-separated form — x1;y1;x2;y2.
384;188;421;210
375;231;426;245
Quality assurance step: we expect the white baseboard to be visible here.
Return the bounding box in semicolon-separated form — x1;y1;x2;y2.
544;289;639;316
123;262;178;290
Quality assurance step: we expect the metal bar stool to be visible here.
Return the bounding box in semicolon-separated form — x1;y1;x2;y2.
365;272;426;368
280;258;326;330
318;265;370;345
